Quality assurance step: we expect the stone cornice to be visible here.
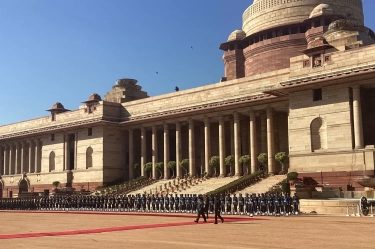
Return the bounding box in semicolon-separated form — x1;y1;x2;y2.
280;62;375;87
123;93;275;123
0;116;121;140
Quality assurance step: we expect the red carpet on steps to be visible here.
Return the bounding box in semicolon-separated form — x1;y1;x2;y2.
0;211;265;240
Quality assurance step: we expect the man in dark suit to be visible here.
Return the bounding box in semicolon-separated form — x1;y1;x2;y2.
194;195;207;223
214;195;224;224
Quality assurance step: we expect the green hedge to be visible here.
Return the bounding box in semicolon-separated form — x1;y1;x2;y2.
96;176;148;192
206;170;265;195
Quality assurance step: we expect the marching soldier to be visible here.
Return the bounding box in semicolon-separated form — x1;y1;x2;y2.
213;195;224;224
194;195;207;223
209;194;214;214
245;193;250;215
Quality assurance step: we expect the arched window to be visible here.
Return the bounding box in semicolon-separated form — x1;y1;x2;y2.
49;151;55;172
310;117;327;152
86;147;93;169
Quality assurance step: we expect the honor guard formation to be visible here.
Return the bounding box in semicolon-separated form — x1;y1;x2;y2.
0;192;300;217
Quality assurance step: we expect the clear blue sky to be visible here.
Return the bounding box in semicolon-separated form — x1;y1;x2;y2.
1;0;375;126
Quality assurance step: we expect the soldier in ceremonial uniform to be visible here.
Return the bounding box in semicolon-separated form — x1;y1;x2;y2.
169;194;174;212
238;193;245;215
283;193;291;216
164;194;170;213
155;194;160;212
192;194;197;213
232;194;238;215
292;193;300;215
194;195;207;223
159;194;165;212
151;194;156;212
220;194;225;214
180;194;185;212
146;194;151;212
225;193;232;215
208;194;214;214
174;194;179;213
245;193;250;215
141;194;146;212
213;195;224;224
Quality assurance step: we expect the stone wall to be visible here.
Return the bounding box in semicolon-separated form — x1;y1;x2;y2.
243;34;306;76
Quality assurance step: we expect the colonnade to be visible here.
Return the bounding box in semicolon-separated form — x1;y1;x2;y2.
128;108;277;179
0;139;42;176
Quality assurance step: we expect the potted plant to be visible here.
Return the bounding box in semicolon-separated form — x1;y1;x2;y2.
52;181;60;192
239;155;251;174
155;162;164;178
143;162;153;178
180;159;189;176
257;153;268;171
275;152;288;175
225;155;235;176
209;156;220;177
287;172;299;185
167;161;176;178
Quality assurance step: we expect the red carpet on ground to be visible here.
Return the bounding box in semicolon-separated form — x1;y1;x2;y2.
0;211;265;240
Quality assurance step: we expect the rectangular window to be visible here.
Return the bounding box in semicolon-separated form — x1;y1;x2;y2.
88;128;92;136
313;88;322;101
51;134;55;141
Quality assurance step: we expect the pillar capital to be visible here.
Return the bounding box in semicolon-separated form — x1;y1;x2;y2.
188;119;194;125
128;128;134;133
163;123;169;130
203;116;210;123
233;112;240;120
352;85;361;90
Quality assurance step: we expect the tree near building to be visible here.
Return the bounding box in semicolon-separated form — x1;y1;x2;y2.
239;155;251;174
155;162;164;178
167;161;176;177
225;155;235;175
209;156;220;176
180;159;189;176
144;162;152;178
275;152;288;174
257;153;268;171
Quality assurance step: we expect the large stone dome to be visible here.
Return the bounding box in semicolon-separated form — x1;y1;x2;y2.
242;0;364;36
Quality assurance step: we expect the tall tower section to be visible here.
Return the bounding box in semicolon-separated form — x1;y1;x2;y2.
220;0;369;81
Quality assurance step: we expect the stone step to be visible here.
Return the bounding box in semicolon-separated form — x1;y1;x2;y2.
176;177;239;195
127;180;170;195
239;175;286;194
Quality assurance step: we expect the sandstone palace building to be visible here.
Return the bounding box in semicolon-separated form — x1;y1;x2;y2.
1;0;375;197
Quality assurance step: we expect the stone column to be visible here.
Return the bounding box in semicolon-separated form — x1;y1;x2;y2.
34;139;39;173
74;132;78;170
249;111;258;174
353;86;364;149
176;122;182;178
204;117;211;176
230;119;234;155
0;145;4;175
28;140;33;173
219;116;225;177
9;144;14;175
261;115;267;153
140;127;146;177
20;141;25;174
188;119;196;177
234;113;241;176
128;129;134;180
15;142;20;174
152;125;158;179
163;123;170;179
267;108;276;174
64;135;70;171
4;145;10;175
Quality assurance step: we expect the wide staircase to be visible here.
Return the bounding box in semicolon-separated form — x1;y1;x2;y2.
238;175;286;194
127;180;170;195
176;177;239;195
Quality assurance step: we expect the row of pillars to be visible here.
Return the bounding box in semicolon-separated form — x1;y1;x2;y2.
0;139;42;176
127;109;276;179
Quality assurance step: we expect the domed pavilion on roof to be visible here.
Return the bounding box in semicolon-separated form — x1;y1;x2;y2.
1;0;375;200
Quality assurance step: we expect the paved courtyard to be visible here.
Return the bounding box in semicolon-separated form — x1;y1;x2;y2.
0;211;374;249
